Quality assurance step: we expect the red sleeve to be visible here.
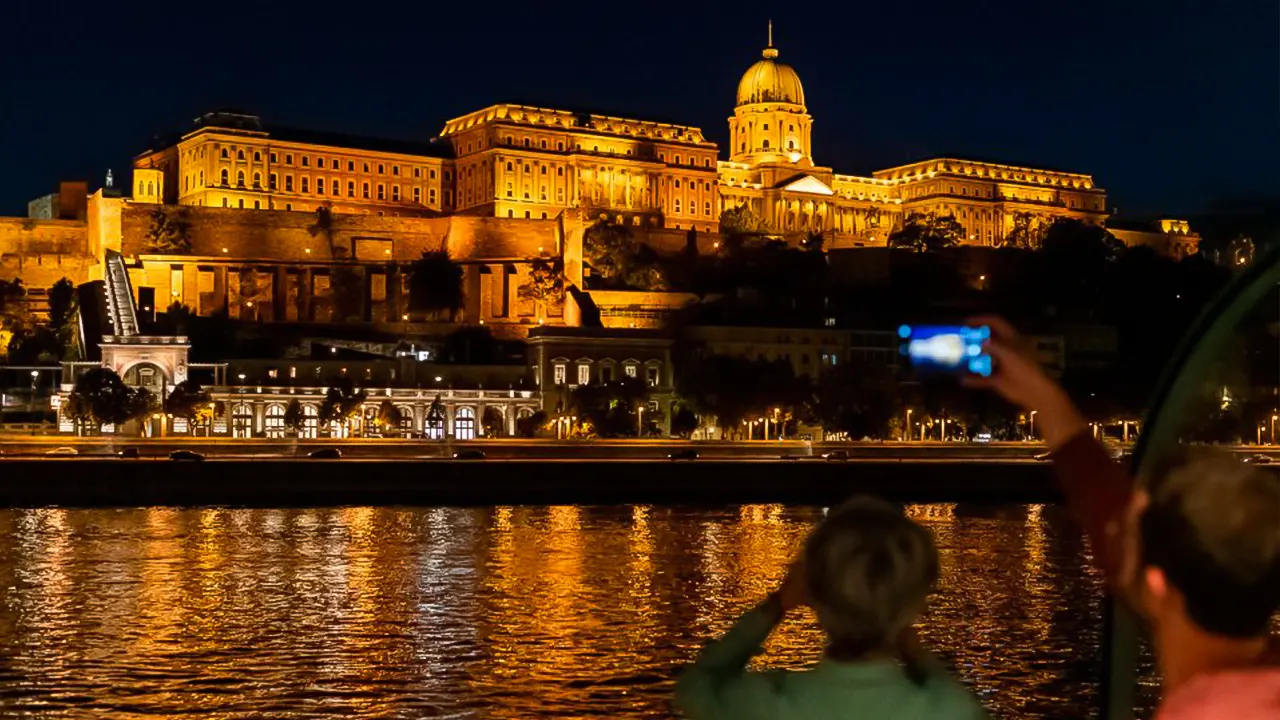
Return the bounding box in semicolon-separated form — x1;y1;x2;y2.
1050;433;1136;586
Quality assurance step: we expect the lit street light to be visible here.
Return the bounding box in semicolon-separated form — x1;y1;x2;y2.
1029;410;1038;440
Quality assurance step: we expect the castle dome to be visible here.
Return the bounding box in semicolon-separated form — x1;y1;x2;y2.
735;30;805;107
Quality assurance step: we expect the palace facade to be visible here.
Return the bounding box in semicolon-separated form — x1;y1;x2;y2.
122;29;1133;250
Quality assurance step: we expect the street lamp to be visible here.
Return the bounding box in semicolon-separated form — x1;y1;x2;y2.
1271;414;1277;445
905;408;913;441
1029;410;1038;440
29;370;38;413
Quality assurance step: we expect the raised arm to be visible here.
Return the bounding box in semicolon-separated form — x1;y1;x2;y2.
967;317;1136;585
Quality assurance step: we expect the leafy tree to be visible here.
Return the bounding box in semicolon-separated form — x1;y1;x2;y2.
583;220;668;290
800;230;825;253
319;376;367;425
284;399;304;432
887;212;965;252
814;361;899;440
671;405;700;438
164;380;214;428
515;410;547;438
65;368;151;429
375;399;403;432
426;395;446;436
568;376;650;437
408;249;465;319
1002;212;1051;249
0;278;33;357
719;205;759;234
482;406;505;437
518;256;566;318
48;278;76;331
143;206;193;254
675;352;810;436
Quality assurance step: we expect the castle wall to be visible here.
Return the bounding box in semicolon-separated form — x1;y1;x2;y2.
0;218;93;290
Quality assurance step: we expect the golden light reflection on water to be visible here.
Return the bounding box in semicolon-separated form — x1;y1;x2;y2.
0;505;1119;719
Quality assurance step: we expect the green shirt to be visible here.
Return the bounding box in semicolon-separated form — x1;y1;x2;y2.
674;606;988;720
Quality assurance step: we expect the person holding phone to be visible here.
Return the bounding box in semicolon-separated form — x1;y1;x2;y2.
673;497;988;719
968;316;1280;720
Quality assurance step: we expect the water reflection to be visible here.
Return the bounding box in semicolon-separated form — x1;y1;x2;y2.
0;505;1117;718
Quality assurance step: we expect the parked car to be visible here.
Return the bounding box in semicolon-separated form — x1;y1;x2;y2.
1244;454;1273;465
308;447;342;459
45;447;78;456
453;449;486;460
823;450;850;461
668;449;699;461
973;432;993;444
169;450;205;462
117;447;141;459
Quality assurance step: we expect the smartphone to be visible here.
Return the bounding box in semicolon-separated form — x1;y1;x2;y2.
897;324;994;377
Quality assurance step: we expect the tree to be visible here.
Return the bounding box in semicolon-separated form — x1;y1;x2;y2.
515;410;547;438
407;249;465;320
1002;212;1050;250
284;400;304;433
814;361;899;440
48;278;76;332
425;395;446;437
164;380;214;428
671;405;700;438
568;376;649;437
800;230;825;253
376;399;403;433
719;205;759;234
887;212;964;252
64;368;151;429
482;406;505;437
583;220;668;290
143;206;193;254
518;256;566;319
0;278;33;358
319;376;367;426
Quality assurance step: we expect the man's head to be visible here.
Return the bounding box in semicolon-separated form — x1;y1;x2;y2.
1123;451;1280;638
804;497;939;655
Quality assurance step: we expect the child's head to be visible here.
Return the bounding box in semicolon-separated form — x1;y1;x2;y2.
804;497;939;656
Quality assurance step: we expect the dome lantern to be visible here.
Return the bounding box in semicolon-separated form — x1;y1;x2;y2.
735;20;805;107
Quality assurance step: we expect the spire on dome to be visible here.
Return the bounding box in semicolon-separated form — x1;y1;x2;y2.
763;20;779;59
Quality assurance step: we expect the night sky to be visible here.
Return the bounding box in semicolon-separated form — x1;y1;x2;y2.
1;0;1275;218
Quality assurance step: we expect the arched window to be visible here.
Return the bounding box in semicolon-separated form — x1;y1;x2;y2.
740;142;746;152
199;170;204;186
523;138;531;147
236;170;245;187
253;172;261;188
540;166;547;175
557;167;564;176
397;406;415;434
147;181;154;196
788;140;795;150
232;403;254;439
454;407;476;440
762;139;770;149
221;148;229;159
264;404;286;438
506;162;513;172
426;406;445;440
237;150;245;161
540;140;547;149
254;151;261;162
220;169;229;185
301;404;319;439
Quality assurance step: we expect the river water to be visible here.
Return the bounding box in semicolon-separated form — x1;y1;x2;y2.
0;505;1138;718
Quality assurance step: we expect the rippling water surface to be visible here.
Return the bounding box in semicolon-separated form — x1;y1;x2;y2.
0;505;1119;718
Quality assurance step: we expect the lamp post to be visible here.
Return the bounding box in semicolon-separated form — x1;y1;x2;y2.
29;370;38;413
1271;414;1277;445
905;408;913;441
761;416;769;441
637;404;644;438
1029;410;1038;440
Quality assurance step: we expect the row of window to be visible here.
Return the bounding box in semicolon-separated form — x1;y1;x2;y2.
208;169;440;205
494;135;713;167
549;363;659;386
211;146;437;180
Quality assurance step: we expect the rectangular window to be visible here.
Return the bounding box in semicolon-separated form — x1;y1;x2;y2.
363;182;370;199
414;167;421;178
429;189;437;203
301;157;309;167
378;163;385;174
600;366;613;383
413;187;421;203
625;365;637;378
430;169;437;180
646;366;659;387
270;152;278;163
393;185;400;201
348;160;355;171
301;177;309;193
269;173;277;190
577;365;590;385
348;181;355;197
285;176;294;192
285;154;293;164
554;364;566;385
332;179;339;194
393;165;400;176
315;177;323;194
363;163;370;173
377;184;385;200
